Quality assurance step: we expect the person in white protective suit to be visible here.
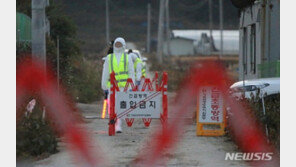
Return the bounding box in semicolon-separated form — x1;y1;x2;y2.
128;49;143;87
101;37;135;133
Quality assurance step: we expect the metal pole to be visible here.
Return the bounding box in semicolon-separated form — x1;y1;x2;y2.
57;36;60;93
219;0;223;59
243;70;246;97
147;3;151;53
261;91;269;141
157;0;165;63
208;0;213;55
242;28;246;97
106;0;110;44
165;0;171;56
32;0;47;69
261;0;266;67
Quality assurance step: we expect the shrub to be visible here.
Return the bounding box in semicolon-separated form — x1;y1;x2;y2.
226;93;280;151
71;59;102;103
16;105;58;159
248;93;280;150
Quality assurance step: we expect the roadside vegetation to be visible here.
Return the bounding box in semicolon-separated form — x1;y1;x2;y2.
17;0;102;103
247;93;280;150
147;53;188;91
16;104;58;160
226;94;280;151
17;0;102;159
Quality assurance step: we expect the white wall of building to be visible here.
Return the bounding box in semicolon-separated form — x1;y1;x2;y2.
238;0;280;80
163;38;195;56
239;2;261;80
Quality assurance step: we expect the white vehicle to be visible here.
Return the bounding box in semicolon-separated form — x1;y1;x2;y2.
230;77;280;99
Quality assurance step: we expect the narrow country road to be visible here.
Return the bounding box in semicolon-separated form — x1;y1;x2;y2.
29;98;248;167
17;58;248;167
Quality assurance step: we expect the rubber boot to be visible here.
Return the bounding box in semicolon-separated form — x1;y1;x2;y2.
115;118;122;133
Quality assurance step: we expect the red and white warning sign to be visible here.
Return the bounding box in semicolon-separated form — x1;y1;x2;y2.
115;91;162;118
198;86;224;123
196;86;226;136
109;71;168;136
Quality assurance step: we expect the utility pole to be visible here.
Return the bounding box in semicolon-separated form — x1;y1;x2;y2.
57;36;60;93
165;0;171;56
32;0;47;69
157;0;165;63
208;0;213;55
219;0;224;59
147;3;151;53
105;0;110;44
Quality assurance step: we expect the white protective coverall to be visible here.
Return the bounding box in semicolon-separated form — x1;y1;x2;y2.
129;52;142;83
101;37;135;132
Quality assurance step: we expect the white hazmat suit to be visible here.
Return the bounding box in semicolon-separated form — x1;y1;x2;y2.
129;52;143;82
101;37;135;133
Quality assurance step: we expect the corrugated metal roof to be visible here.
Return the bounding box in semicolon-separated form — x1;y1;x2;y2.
172;29;239;52
172;29;239;40
172;36;195;41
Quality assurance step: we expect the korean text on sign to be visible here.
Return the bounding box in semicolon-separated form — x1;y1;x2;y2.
115;91;162;118
198;87;223;123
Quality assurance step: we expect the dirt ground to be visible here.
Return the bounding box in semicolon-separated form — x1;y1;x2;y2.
23;99;249;167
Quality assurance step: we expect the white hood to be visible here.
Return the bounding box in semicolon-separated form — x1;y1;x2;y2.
113;37;126;56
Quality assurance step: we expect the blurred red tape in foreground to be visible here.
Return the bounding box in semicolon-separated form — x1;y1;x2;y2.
17;58;279;167
16;58;106;167
133;61;279;167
